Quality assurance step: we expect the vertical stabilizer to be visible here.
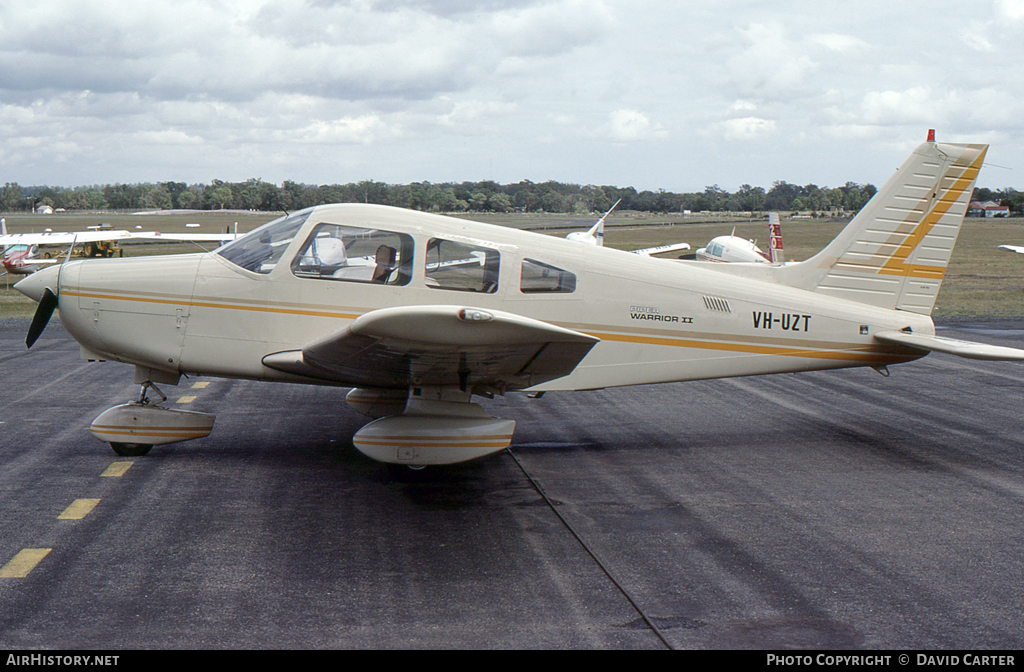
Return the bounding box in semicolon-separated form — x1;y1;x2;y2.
768;213;784;264
590;198;621;247
778;141;987;315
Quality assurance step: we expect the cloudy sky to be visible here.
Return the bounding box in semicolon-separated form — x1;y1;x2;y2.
2;0;1022;192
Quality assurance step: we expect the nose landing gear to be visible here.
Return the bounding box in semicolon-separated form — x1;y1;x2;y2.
89;381;216;457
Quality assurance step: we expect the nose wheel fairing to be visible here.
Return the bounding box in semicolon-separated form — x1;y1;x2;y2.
89;402;216;449
90;381;215;455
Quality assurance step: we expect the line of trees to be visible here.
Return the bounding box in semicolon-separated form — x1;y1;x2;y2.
0;178;891;216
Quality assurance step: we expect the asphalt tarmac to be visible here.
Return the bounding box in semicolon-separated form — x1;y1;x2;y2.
1;316;1023;649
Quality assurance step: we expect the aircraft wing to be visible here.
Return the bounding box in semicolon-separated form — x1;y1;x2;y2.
262;305;599;390
129;232;241;243
633;242;691;256
874;331;1024;361
425;251;487;270
0;231;133;246
998;245;1024;254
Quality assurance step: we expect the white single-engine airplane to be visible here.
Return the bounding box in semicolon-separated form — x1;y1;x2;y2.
695;213;786;264
998;245;1024;254
15;139;1024;467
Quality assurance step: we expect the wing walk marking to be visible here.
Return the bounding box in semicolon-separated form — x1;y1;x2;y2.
101;461;133;478
0;549;52;578
57;499;101;520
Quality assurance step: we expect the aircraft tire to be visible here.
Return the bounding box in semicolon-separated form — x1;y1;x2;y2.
110;442;153;457
383;463;432;482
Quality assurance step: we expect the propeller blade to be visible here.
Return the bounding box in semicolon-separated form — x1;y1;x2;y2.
26;287;58;348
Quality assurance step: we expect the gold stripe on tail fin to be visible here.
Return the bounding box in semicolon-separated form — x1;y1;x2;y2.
777;141;987;315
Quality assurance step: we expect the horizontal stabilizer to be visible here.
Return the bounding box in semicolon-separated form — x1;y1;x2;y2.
874;331;1024;361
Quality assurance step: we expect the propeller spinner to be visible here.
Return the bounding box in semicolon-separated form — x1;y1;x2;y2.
14;263;63;348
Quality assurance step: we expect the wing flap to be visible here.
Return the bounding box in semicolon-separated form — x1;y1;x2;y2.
874;330;1024;361
263;305;599;390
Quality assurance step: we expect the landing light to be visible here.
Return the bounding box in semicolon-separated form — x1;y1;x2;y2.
458;309;493;322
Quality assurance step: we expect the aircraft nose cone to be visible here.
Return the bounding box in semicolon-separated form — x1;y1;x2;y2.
14;264;61;302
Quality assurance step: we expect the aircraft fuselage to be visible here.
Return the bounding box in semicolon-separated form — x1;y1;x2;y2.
48;204;930;392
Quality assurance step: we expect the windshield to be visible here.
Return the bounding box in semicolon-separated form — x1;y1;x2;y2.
216;210;311;274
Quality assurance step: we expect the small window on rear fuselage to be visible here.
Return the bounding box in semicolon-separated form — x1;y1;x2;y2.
520;258;576;293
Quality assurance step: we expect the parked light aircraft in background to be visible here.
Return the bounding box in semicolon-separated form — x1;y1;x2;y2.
15;138;1024;468
695;213;787;264
0;224;240;275
999;245;1024;254
566;199;691;257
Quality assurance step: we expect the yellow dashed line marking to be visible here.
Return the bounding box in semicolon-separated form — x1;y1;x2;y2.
176;395;197;404
101;461;133;478
0;549;52;578
58;499;101;520
191;382;210;389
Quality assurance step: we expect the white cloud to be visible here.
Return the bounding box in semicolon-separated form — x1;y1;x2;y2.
1;1;1023;191
718;117;777;141
810;33;867;52
997;0;1024;20
605;109;665;142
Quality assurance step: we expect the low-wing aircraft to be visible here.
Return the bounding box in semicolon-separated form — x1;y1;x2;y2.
999;245;1024;254
566;199;691;257
16;138;1024;468
695;228;770;263
694;212;787;264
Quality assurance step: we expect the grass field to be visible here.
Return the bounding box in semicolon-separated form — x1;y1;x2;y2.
2;210;1022;319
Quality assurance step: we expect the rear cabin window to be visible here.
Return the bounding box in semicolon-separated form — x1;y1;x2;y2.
291;223;413;285
520;258;576;293
424;238;500;293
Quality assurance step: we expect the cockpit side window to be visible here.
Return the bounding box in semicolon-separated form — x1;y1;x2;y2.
291;223;413;285
520;258;576;293
216;211;310;274
424;238;499;293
